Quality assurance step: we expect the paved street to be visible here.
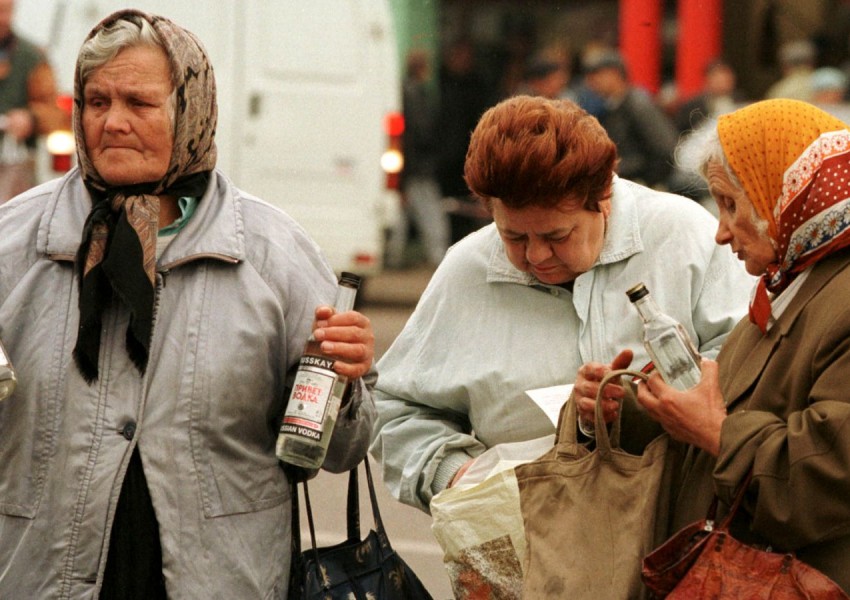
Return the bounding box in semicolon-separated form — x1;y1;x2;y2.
302;265;455;599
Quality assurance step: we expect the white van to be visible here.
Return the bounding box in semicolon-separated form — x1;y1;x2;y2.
15;0;403;275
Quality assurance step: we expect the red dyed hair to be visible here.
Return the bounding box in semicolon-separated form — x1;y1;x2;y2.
464;95;617;211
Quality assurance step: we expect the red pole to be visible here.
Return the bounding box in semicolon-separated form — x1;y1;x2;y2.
619;0;663;94
676;0;722;101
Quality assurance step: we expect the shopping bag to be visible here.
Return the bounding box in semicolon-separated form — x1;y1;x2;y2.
430;436;554;599
289;458;434;600
515;369;671;599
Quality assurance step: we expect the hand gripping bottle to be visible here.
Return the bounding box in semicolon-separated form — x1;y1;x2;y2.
626;282;702;391
276;272;362;469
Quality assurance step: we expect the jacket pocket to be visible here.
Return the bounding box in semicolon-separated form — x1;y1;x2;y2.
0;391;57;518
183;267;289;517
187;337;289;517
0;270;71;519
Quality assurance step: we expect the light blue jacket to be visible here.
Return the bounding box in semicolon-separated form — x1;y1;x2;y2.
370;178;754;513
0;168;376;598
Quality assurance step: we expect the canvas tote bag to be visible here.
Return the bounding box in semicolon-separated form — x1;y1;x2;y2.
514;369;672;599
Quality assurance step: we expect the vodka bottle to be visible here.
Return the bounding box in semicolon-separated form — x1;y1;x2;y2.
0;337;16;402
276;272;362;469
626;283;702;391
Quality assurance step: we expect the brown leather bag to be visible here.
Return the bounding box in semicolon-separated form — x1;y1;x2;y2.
642;473;849;599
515;369;671;599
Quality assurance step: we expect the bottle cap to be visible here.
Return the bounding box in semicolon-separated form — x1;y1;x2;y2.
339;272;362;289
626;282;649;302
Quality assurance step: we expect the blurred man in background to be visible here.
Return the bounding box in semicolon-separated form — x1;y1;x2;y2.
0;0;69;201
673;59;742;134
810;66;849;105
386;49;449;268
583;49;677;189
765;39;816;101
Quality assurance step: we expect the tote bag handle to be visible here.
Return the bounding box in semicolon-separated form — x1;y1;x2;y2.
558;368;649;458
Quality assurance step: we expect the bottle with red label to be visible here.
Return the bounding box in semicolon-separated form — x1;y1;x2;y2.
275;272;362;469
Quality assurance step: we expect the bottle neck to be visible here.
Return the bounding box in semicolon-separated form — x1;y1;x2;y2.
333;283;359;313
632;295;663;323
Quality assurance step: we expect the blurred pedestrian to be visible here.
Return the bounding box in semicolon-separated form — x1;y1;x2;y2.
515;56;570;99
765;39;816;101
386;49;449;268
0;10;376;597
670;59;745;200
583;49;678;189
811;66;848;105
673;59;742;134
370;95;753;514
0;0;69;201
437;37;495;243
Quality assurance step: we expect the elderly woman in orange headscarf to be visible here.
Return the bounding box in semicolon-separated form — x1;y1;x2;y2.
610;98;850;591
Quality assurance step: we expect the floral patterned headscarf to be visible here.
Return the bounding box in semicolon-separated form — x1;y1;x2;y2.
72;10;217;381
717;99;850;333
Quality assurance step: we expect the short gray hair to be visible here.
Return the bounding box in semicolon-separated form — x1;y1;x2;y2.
675;119;741;187
78;16;177;125
676;119;771;238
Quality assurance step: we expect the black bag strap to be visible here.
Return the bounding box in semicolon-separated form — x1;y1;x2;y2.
346;467;361;541
291;458;391;555
290;477;300;553
363;458;392;549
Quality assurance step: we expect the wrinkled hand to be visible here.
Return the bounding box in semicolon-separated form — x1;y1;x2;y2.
575;349;634;428
312;305;374;380
635;359;726;456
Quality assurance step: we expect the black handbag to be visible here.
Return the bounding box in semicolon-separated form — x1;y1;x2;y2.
289;458;434;600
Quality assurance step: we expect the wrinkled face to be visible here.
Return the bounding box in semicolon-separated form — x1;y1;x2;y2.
706;160;778;275
491;197;610;285
83;45;174;186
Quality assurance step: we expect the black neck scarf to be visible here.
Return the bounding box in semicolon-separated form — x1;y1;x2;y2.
73;172;209;383
71;9;218;382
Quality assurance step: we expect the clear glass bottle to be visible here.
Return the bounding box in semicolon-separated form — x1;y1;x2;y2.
276;272;362;469
0;337;16;402
626;283;702;391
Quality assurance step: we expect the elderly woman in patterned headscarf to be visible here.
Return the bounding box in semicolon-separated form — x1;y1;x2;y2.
631;99;850;592
0;9;376;599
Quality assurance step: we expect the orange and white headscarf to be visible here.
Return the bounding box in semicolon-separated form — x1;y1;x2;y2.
717;99;850;333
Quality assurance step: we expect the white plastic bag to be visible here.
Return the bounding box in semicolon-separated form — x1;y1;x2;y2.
430;435;554;599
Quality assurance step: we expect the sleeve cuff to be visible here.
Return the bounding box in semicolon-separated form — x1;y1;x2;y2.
430;451;472;496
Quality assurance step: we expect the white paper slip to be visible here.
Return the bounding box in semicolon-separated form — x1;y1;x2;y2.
525;384;573;427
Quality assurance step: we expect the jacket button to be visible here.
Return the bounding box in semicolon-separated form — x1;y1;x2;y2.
121;421;137;440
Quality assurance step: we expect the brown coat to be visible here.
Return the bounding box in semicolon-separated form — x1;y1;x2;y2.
668;247;850;592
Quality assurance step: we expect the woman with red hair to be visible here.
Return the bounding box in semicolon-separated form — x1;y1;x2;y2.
370;95;753;516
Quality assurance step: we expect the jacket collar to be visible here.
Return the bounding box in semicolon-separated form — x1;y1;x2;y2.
722;249;850;408
485;177;643;287
38;168;245;267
